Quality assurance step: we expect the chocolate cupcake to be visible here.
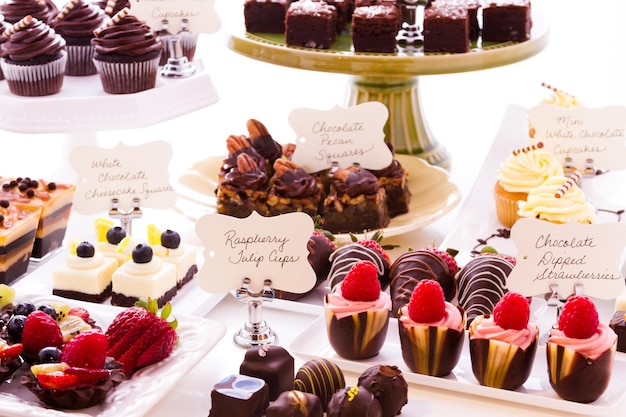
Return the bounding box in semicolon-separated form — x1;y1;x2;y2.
0;15;67;96
50;0;109;75
91;7;163;94
0;15;9;80
0;0;57;24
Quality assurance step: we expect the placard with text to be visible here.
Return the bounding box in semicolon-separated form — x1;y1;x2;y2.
507;218;626;299
129;0;221;34
195;211;316;294
69;141;177;214
289;102;393;173
527;105;626;171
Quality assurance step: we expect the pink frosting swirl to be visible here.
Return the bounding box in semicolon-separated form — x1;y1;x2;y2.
548;322;617;360
471;315;537;350
325;287;391;320
398;302;464;332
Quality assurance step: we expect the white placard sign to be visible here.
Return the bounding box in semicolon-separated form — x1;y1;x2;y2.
129;0;221;34
527;105;626;170
289;102;393;173
68;141;177;214
195;211;317;294
508;218;626;299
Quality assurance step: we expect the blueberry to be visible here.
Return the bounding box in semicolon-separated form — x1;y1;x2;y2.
106;226;126;245
7;315;27;341
76;241;95;258
161;230;181;249
132;244;153;264
38;346;62;364
14;301;36;316
38;304;58;320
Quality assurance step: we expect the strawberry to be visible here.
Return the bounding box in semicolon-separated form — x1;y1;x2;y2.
340;260;381;302
37;371;80;390
424;246;459;275
64;367;110;384
407;279;446;323
60;329;108;369
0;341;22;360
558;295;599;339
493;292;530;330
21;310;63;356
106;299;178;374
67;307;90;322
311;231;336;251
357;239;391;264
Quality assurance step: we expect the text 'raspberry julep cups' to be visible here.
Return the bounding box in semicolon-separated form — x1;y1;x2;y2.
91;7;163;94
469;292;538;390
0;15;67;96
324;260;391;360
397;279;465;377
546;295;617;403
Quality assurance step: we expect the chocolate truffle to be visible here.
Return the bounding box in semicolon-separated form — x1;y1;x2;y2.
457;255;512;327
357;365;407;417
239;345;294;401
389;249;456;317
294;358;346;411
266;390;323;417
328;242;390;290
327;385;382;417
208;374;269;417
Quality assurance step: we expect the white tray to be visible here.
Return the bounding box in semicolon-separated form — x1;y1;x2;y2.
289;314;626;416
0;294;226;417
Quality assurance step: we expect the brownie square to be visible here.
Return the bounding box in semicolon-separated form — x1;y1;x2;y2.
351;5;401;53
244;0;291;33
482;0;532;42
285;0;338;49
429;0;480;40
423;4;469;53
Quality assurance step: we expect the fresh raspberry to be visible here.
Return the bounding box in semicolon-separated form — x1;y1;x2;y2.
21;311;63;356
340;260;381;302
424;246;458;275
60;329;108;369
558;295;599;339
357;240;390;264
407;280;446;323
493;292;530;330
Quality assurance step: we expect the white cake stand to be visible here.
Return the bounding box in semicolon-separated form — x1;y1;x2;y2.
229;15;549;169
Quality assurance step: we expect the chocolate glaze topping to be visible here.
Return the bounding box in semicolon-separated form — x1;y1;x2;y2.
50;0;109;39
333;167;379;197
0;0;57;24
0;17;65;61
91;14;162;57
220;160;269;193
273;167;319;198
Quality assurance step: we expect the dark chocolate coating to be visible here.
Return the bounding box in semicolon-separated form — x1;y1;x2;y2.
398;306;465;377
328;243;390;290
389;249;456;317
357;365;408;417
294;358;346;411
266;390;323;417
239;345;294;401
546;342;615;403
457;255;512;327
208;374;269;417
609;310;626;353
308;233;335;285
327;386;382;417
469;323;538;390
326;305;389;360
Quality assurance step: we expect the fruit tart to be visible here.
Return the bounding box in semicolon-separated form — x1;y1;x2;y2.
20;329;126;409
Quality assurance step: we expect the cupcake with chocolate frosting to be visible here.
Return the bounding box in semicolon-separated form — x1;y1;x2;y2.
0;15;67;96
0;0;57;24
50;0;109;75
91;7;163;94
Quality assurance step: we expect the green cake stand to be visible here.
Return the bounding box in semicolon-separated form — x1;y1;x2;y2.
229;14;549;169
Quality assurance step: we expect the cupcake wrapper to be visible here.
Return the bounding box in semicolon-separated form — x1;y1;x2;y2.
66;44;97;76
93;56;160;94
0;52;67;97
494;182;527;228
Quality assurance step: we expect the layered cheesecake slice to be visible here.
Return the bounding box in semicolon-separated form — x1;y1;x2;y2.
0;201;41;284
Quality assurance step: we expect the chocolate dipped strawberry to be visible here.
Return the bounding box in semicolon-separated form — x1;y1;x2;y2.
324;260;392;359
